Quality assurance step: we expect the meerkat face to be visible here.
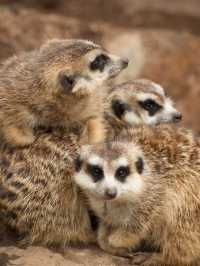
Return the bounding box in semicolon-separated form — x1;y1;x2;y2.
109;79;182;126
74;142;150;202
39;39;128;97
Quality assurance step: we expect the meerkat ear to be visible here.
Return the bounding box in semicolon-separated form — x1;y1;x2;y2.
59;73;75;94
75;156;83;172
135;157;144;174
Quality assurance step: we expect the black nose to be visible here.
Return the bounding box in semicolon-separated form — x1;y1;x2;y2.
173;113;182;122
105;188;117;200
121;57;129;68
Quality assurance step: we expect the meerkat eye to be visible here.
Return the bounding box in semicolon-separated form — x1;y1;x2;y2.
138;99;162;116
112;100;131;119
59;74;75;93
87;164;104;182
135;157;144;174
90;54;110;72
115;166;130;182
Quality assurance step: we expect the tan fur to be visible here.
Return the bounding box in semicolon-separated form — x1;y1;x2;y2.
5;126;35;147
77;125;200;266
0;39;127;147
87;118;107;144
0;126;96;246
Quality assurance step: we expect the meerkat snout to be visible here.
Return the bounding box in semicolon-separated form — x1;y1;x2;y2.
172;112;182;122
121;57;129;69
104;187;117;200
107;79;181;127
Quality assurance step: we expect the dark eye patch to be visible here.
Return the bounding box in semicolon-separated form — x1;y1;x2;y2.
59;74;75;93
115;166;130;182
90;54;110;72
138;99;162;116
75;156;83;172
112;100;131;119
87;164;104;182
135;157;144;174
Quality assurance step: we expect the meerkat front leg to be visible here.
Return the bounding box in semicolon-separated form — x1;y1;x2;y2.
97;222;141;258
4;125;35;147
108;228;141;250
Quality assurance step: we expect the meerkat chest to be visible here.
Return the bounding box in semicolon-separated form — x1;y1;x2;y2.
105;202;133;227
89;198;132;227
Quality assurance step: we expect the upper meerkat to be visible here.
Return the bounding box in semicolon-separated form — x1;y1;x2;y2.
0;39;128;146
105;79;182;137
75;125;200;266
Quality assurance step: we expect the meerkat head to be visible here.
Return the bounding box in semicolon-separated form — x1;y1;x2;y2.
38;39;128;97
108;79;182;126
74;142;151;202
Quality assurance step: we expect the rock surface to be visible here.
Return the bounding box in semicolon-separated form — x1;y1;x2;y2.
0;245;131;266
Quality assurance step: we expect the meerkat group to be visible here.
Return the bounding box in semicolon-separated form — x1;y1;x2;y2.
0;74;179;247
1;38;198;266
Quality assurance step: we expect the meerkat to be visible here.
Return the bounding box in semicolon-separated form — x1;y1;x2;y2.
105;79;182;137
75;124;200;266
0;38;128;147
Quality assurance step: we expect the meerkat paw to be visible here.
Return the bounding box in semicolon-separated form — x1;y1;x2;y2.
97;224;135;258
108;231;140;250
87;117;106;144
4;126;35;147
99;239;134;259
130;252;163;266
106;229;142;258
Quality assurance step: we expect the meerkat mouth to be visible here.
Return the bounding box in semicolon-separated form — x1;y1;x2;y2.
108;69;122;79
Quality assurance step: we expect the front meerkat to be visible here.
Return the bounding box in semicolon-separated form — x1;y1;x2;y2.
105;79;182;137
75;125;200;266
0;39;128;146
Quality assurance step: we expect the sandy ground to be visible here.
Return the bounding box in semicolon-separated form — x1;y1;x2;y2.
0;245;131;266
0;225;130;266
0;1;200;265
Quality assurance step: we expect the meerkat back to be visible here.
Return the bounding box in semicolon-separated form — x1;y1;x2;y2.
0;126;97;246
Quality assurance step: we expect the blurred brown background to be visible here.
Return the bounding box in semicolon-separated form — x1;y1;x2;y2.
0;0;200;132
